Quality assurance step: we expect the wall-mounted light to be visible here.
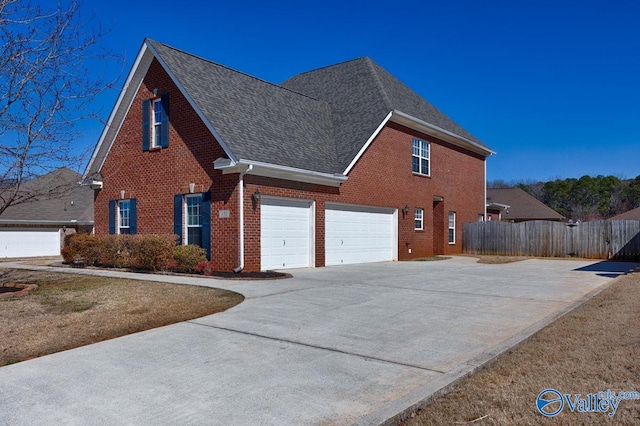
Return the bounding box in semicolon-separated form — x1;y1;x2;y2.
120;190;126;200
252;189;261;203
403;204;409;216
189;183;195;194
153;88;158;97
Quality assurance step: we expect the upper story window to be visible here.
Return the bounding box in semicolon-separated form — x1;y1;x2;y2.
414;208;423;230
412;138;430;176
142;93;169;151
448;211;456;244
152;99;163;148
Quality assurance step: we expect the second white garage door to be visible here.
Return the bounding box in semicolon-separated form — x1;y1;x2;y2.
325;204;397;266
261;197;313;270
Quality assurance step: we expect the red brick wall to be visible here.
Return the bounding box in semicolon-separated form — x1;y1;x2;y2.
95;61;486;271
242;121;485;271
94;59;240;271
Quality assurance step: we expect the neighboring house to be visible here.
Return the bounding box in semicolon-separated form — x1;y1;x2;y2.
0;168;94;258
83;39;494;272
610;206;640;221
486;188;565;222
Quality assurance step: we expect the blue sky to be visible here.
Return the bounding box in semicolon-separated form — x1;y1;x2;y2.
78;0;640;182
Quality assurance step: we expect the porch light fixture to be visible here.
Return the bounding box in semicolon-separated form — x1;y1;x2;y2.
189;183;195;194
153;88;158;97
403;204;409;216
120;190;126;200
252;189;261;203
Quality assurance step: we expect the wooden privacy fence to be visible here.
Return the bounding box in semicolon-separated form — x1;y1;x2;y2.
463;220;640;260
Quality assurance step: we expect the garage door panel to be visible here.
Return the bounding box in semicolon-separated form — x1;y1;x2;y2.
325;205;396;266
261;198;312;271
0;229;61;258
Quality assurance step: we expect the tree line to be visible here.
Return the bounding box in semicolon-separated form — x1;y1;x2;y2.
489;175;640;221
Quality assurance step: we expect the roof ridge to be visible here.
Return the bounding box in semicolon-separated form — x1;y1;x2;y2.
287;56;370;78
364;57;393;110
147;39;327;105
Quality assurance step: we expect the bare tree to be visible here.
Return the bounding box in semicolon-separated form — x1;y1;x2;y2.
0;0;119;215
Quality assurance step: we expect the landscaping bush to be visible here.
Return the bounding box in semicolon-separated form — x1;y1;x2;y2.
61;233;100;266
195;260;217;276
98;235;134;268
173;245;207;272
130;234;176;271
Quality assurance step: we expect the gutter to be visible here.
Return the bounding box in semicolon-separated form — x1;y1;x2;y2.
234;164;253;273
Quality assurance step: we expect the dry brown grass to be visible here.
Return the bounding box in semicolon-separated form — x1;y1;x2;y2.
0;269;243;366
403;270;640;425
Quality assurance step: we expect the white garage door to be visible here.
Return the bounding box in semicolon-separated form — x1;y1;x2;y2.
325;204;397;266
261;198;313;270
0;229;61;258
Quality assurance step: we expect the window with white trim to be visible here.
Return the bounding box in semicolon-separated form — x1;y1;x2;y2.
414;208;423;230
151;99;162;148
412;138;430;175
118;200;131;235
185;194;203;246
448;211;456;244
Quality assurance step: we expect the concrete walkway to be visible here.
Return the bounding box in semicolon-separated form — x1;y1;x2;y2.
0;257;636;425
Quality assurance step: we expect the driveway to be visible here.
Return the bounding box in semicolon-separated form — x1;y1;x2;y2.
0;257;635;425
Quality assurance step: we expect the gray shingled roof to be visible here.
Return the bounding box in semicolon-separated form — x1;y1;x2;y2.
281;57;487;172
148;40;338;174
487;188;565;221
0;168;93;224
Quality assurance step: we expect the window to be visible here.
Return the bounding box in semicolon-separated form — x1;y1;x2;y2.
174;192;211;259
118;200;131;234
151;99;163;148
185;194;203;246
108;199;136;235
142;93;169;151
414;208;423;230
448;211;456;244
412;138;430;175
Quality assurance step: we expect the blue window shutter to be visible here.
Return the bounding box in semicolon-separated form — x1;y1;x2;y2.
108;200;116;234
174;194;183;244
160;93;169;148
129;198;137;234
142;99;150;151
201;191;211;260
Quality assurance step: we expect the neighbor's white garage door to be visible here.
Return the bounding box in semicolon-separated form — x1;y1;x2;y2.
261;198;313;270
325;204;396;266
0;229;61;258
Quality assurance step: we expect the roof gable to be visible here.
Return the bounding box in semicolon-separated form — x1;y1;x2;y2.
611;206;640;220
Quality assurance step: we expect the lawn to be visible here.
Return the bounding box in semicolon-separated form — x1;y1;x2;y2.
402;266;640;425
0;269;243;366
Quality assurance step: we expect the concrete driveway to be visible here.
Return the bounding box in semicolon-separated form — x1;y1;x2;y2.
0;257;636;425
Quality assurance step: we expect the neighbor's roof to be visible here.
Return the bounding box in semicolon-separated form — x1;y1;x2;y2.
85;39;492;181
610;206;640;220
0;168;93;225
487;187;565;221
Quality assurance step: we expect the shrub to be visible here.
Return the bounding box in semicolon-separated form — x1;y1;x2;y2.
130;234;176;271
98;235;134;268
61;233;100;266
173;245;207;272
195;260;217;276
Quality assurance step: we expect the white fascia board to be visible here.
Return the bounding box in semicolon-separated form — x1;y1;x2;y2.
343;111;393;175
0;219;94;226
83;42;151;181
146;42;238;164
487;202;510;210
390;110;496;157
214;158;347;187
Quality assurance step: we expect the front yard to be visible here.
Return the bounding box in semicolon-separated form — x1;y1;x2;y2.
0;269;243;366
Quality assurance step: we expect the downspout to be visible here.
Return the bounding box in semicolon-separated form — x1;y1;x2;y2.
234;164;253;273
484;160;487;220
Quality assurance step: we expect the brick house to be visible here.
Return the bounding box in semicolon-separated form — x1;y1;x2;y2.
83;39;494;272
